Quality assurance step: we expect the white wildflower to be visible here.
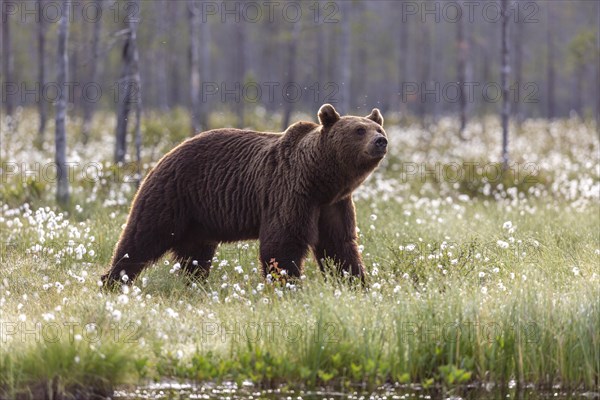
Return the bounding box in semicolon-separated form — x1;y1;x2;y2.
497;240;509;249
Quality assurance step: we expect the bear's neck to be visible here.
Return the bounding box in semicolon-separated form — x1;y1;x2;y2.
294;132;367;205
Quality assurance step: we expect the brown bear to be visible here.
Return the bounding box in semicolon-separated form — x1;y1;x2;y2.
102;104;387;285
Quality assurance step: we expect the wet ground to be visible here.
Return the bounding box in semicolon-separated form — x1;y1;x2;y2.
112;381;599;399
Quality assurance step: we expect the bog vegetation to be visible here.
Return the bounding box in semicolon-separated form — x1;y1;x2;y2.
0;109;598;398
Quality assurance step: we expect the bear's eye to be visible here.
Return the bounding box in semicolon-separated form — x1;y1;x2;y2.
356;128;366;136
377;128;383;133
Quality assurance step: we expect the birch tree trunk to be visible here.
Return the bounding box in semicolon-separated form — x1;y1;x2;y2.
546;4;555;119
282;21;301;129
397;16;408;114
2;0;15;120
354;1;366;109
82;0;104;144
575;64;584;116
130;0;142;186
55;0;70;207
234;12;246;128
154;0;169;111
114;37;131;164
199;13;211;130
457;9;468;138
115;0;142;165
501;0;511;170
316;21;325;84
188;0;201;135
263;20;278;112
417;23;430;122
339;1;351;114
37;0;48;141
513;9;524;124
597;8;600;124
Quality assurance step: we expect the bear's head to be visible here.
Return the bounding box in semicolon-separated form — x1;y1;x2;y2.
317;104;388;172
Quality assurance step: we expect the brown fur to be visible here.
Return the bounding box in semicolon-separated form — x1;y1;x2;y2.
102;104;387;285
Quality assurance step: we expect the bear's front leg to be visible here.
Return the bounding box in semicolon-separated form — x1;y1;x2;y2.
260;241;309;280
259;212;318;281
314;198;365;282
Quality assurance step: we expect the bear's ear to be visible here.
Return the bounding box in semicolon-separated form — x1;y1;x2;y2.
318;104;341;128
366;108;384;127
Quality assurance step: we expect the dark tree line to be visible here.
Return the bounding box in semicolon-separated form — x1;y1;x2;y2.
1;0;599;207
2;0;598;123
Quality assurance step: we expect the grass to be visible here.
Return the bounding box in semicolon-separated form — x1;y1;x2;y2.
0;109;598;398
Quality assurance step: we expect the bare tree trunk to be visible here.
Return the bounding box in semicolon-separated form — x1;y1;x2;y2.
115;1;142;164
457;8;468;138
430;20;441;121
234;13;246;128
154;1;169;111
339;1;351;114
546;4;555;119
597;5;600;124
354;1;366;109
55;0;70;207
115;41;131;163
167;5;182;107
130;2;142;187
263;21;278;112
199;14;211;130
327;25;337;99
481;45;491;116
82;0;103;144
575;64;584;117
2;0;15;119
37;0;48;141
397;16;408;114
316;22;325;82
513;9;524;124
188;0;201;135
282;21;301;129
501;0;511;170
417;23;430;122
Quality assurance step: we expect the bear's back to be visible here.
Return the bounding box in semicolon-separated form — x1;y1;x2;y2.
151;129;280;241
192;128;280;153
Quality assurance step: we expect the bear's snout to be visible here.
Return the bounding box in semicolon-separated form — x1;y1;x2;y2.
368;135;388;158
375;136;388;149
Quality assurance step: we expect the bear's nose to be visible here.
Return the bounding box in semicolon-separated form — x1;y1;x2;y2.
375;136;388;148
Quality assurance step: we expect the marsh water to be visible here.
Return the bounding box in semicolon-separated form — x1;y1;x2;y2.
113;381;598;399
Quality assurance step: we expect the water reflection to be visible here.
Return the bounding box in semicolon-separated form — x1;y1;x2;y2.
113;381;596;399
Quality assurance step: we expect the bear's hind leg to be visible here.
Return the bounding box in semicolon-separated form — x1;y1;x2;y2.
102;222;175;287
172;240;218;281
